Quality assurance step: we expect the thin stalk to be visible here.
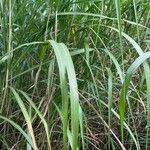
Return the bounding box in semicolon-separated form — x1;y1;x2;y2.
133;0;140;43
1;0;12;112
107;69;113;150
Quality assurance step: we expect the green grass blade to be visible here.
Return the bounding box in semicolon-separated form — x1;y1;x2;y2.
132;0;140;43
10;87;38;150
106;25;150;143
120;52;150;144
89;27;124;83
79;106;85;150
49;40;81;150
19;90;51;150
114;0;124;71
59;42;80;150
107;68;113;150
49;40;68;150
0;115;34;148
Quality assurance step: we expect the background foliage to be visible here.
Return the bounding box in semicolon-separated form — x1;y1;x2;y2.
0;0;150;149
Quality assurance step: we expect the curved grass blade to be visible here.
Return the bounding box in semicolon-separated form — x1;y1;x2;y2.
19;90;51;150
106;25;150;143
10;87;38;150
49;40;68;150
60;42;80;150
49;40;81;150
0;115;34;148
120;52;150;142
49;12;148;29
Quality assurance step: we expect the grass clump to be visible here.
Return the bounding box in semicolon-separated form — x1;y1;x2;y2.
0;0;150;149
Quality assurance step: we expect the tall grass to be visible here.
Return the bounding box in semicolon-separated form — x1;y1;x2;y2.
0;0;150;149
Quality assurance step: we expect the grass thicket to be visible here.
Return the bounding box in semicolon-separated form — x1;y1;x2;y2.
0;0;150;149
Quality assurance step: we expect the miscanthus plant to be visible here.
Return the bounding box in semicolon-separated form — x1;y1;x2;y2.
0;0;150;149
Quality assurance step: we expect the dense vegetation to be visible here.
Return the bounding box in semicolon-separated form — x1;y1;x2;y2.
0;0;150;149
